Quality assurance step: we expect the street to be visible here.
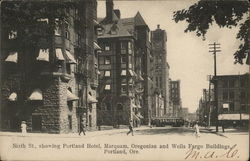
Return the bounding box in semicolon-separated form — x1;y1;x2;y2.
0;126;248;161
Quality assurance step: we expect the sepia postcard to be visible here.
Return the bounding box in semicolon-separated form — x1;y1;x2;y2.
0;0;249;160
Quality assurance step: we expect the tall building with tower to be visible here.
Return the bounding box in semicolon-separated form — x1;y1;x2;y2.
96;0;152;126
151;25;170;117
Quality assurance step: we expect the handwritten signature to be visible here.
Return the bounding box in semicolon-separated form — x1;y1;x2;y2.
184;144;239;160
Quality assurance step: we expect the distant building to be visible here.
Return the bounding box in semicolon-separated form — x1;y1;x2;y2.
212;73;249;127
181;107;189;121
170;80;182;117
97;0;151;126
151;25;170;117
0;1;99;133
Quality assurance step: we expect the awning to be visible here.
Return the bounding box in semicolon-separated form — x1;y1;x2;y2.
131;103;137;108
87;94;98;103
137;113;144;119
104;84;111;90
132;113;140;121
121;70;126;76
55;48;65;61
128;70;134;76
94;42;101;50
9;92;17;101
104;71;111;77
218;114;249;120
65;50;76;64
28;89;43;101
5;52;18;63
139;75;144;81
37;49;49;62
222;103;229;108
67;90;79;101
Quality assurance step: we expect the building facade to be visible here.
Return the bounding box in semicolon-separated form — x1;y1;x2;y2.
96;0;150;127
170;80;182;117
0;0;99;133
151;25;170;117
212;73;249;127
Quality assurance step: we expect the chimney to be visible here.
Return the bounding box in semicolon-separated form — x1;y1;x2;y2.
157;24;160;29
106;0;114;20
113;9;120;19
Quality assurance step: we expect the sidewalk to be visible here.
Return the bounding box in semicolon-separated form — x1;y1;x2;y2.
0;126;150;138
200;126;249;137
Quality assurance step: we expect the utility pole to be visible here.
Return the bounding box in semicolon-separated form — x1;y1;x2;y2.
209;42;221;132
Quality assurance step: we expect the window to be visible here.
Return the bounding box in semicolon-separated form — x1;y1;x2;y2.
121;83;127;93
229;103;234;111
121;42;127;50
65;30;70;39
104;56;111;64
68;115;72;130
99;57;104;64
222;91;228;100
229;91;234;100
55;18;61;36
66;63;71;74
8;30;17;39
111;29;117;35
104;43;111;51
128;42;132;50
104;70;111;77
97;27;103;36
121;55;127;64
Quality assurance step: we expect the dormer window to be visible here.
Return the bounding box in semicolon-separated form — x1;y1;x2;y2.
110;23;118;35
8;30;17;40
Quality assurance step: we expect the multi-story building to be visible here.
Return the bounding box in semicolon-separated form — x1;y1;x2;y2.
151;25;170;117
170;80;182;117
212;73;249;127
0;0;99;133
97;0;151;127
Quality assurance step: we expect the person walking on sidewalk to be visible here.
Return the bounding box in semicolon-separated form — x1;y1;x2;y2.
79;120;86;136
194;121;200;138
127;120;134;136
21;121;27;134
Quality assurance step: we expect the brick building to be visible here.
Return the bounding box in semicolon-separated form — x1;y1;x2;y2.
151;25;170;117
212;73;249;127
170;80;182;117
96;0;151;127
0;0;99;133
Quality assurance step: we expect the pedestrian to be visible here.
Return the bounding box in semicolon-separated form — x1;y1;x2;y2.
193;121;200;138
21;121;27;134
221;121;225;133
127;120;134;136
79;120;86;136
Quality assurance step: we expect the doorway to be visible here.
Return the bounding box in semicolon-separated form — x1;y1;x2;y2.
32;115;42;132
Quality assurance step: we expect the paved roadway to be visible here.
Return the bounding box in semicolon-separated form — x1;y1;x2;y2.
0;126;248;161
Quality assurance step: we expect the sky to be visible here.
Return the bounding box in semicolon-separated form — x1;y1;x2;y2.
97;0;249;113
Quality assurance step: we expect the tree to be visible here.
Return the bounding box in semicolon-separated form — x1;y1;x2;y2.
173;0;249;64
